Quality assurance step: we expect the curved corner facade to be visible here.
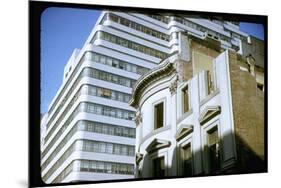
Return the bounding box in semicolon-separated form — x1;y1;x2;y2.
130;33;264;178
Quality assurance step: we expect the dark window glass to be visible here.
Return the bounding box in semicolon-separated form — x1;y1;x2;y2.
154;102;164;129
207;127;220;173
153;157;165;178
181;143;192;176
182;86;189;113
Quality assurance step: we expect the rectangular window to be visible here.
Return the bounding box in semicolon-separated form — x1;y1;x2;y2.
98;162;105;172
112;60;118;68
89;86;97;96
106;143;113;154
182;85;189;113
88;104;95;113
111;91;117;100
96;105;102;114
121;146;128;155
129;129;135;138
128;147;135;156
117;110;122;118
100;143;106;153
108;126;114;135
89;161;97;172
93;53;100;62
105;163;112;173
153;157;165;178
207;70;214;95
181;143;192;176
103;107;111;116
207;127;220;173
95;124;102;133
100;56;106;64
101;88;111;98
93;142;99;152
114;145;121;155
124;95;130;103
102;125;108;134
123;128;129;137
106;57;113;66
154;102;164;129
116;127;122;136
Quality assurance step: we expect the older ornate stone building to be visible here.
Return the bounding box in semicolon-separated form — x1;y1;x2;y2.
129;32;264;178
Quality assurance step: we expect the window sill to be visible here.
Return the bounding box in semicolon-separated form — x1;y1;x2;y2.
177;109;193;125
139;126;171;146
200;89;220;106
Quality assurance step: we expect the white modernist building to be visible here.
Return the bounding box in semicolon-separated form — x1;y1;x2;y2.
41;10;259;183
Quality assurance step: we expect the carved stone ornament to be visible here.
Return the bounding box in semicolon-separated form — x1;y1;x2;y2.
134;111;142;126
169;79;178;95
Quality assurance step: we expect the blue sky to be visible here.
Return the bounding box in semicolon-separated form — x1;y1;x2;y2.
41;7;265;113
41;8;100;113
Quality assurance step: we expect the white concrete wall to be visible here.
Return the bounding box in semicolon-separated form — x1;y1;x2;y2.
136;51;237;178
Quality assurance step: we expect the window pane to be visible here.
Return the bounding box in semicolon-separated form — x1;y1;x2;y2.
207;127;220;173
182;86;189;113
153;157;165;178
182;143;192;176
154;102;164;129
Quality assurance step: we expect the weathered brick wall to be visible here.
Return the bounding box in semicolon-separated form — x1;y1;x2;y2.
229;54;265;173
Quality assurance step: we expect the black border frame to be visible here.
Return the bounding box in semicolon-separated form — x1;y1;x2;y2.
29;1;268;187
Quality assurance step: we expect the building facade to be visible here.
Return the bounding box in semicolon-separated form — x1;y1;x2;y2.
41;10;264;183
129;33;264;178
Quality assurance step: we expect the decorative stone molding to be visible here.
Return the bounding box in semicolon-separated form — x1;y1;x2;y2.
246;54;256;76
146;138;171;154
169;78;178;95
129;52;178;108
136;153;144;165
199;106;221;125
176;124;194;141
134;111;142;126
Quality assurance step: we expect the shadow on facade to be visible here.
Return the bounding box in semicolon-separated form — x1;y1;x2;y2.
139;131;266;180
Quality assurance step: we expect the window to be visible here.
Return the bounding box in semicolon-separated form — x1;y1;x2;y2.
88;104;95;113
100;56;106;64
100;143;106;153
153;157;165;178
182;85;189;113
106;143;113;154
181;143;192;176
129;147;135;156
121;146;128;155
103;107;111;116
207;127;220;173
95;124;102;133
101;88;111;98
102;125;108;134
207;70;214;95
114;145;121;155
81;160;89;172
108;126;114;135
93;53;100;62
154;102;164;129
116;127;122;136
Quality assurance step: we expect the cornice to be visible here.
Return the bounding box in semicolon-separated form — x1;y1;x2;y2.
129;52;178;108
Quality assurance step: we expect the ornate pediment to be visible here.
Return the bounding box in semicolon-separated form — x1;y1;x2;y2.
146;139;171;154
199;106;221;125
136;153;143;165
176;124;194;141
